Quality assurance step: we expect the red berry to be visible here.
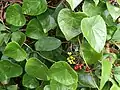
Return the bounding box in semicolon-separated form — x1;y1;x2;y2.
85;66;91;72
74;65;79;70
79;65;82;69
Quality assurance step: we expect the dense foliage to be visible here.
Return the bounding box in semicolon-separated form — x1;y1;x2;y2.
0;0;120;90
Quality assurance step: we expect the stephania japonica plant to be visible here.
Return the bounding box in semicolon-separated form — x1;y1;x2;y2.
0;0;120;90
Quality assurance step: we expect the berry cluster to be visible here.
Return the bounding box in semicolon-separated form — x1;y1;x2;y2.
74;64;91;73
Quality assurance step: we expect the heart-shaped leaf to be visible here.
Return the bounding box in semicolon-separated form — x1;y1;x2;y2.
22;0;47;15
58;8;87;40
81;15;107;53
37;11;57;33
4;41;27;61
11;31;26;46
26;18;46;39
49;61;78;85
0;60;22;82
66;0;83;10
81;41;102;64
25;58;49;80
22;73;39;89
106;2;120;21
6;4;26;26
35;37;61;51
50;80;77;90
82;0;105;16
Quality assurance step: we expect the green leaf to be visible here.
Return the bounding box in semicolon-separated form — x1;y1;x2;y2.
50;80;77;90
0;33;6;46
113;66;120;86
100;60;112;90
0;60;22;81
4;33;11;44
22;73;39;89
22;0;47;15
11;31;26;46
93;0;99;6
58;8;87;40
102;82;111;90
112;26;120;42
44;85;50;90
6;4;26;26
81;41;102;64
110;84;120;90
106;2;120;21
66;0;83;10
81;15;107;53
37;11;57;33
7;85;18;90
35;37;61;51
0;23;6;31
0;69;7;82
25;58;49;80
102;10;115;26
78;71;97;88
4;41;27;61
107;26;117;40
26;18;46;39
82;1;105;16
49;61;78;85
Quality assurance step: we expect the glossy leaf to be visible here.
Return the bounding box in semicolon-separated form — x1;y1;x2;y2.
4;41;27;61
78;71;97;88
11;31;26;46
37;11;57;33
106;2;120;21
49;61;78;85
35;37;61;51
50;80;77;90
22;73;39;89
58;8;87;40
66;0;83;10
81;15;107;53
0;60;22;81
6;4;26;26
26;18;46;39
22;0;47;15
100;60;112;90
25;58;49;80
81;41;102;64
82;1;105;16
